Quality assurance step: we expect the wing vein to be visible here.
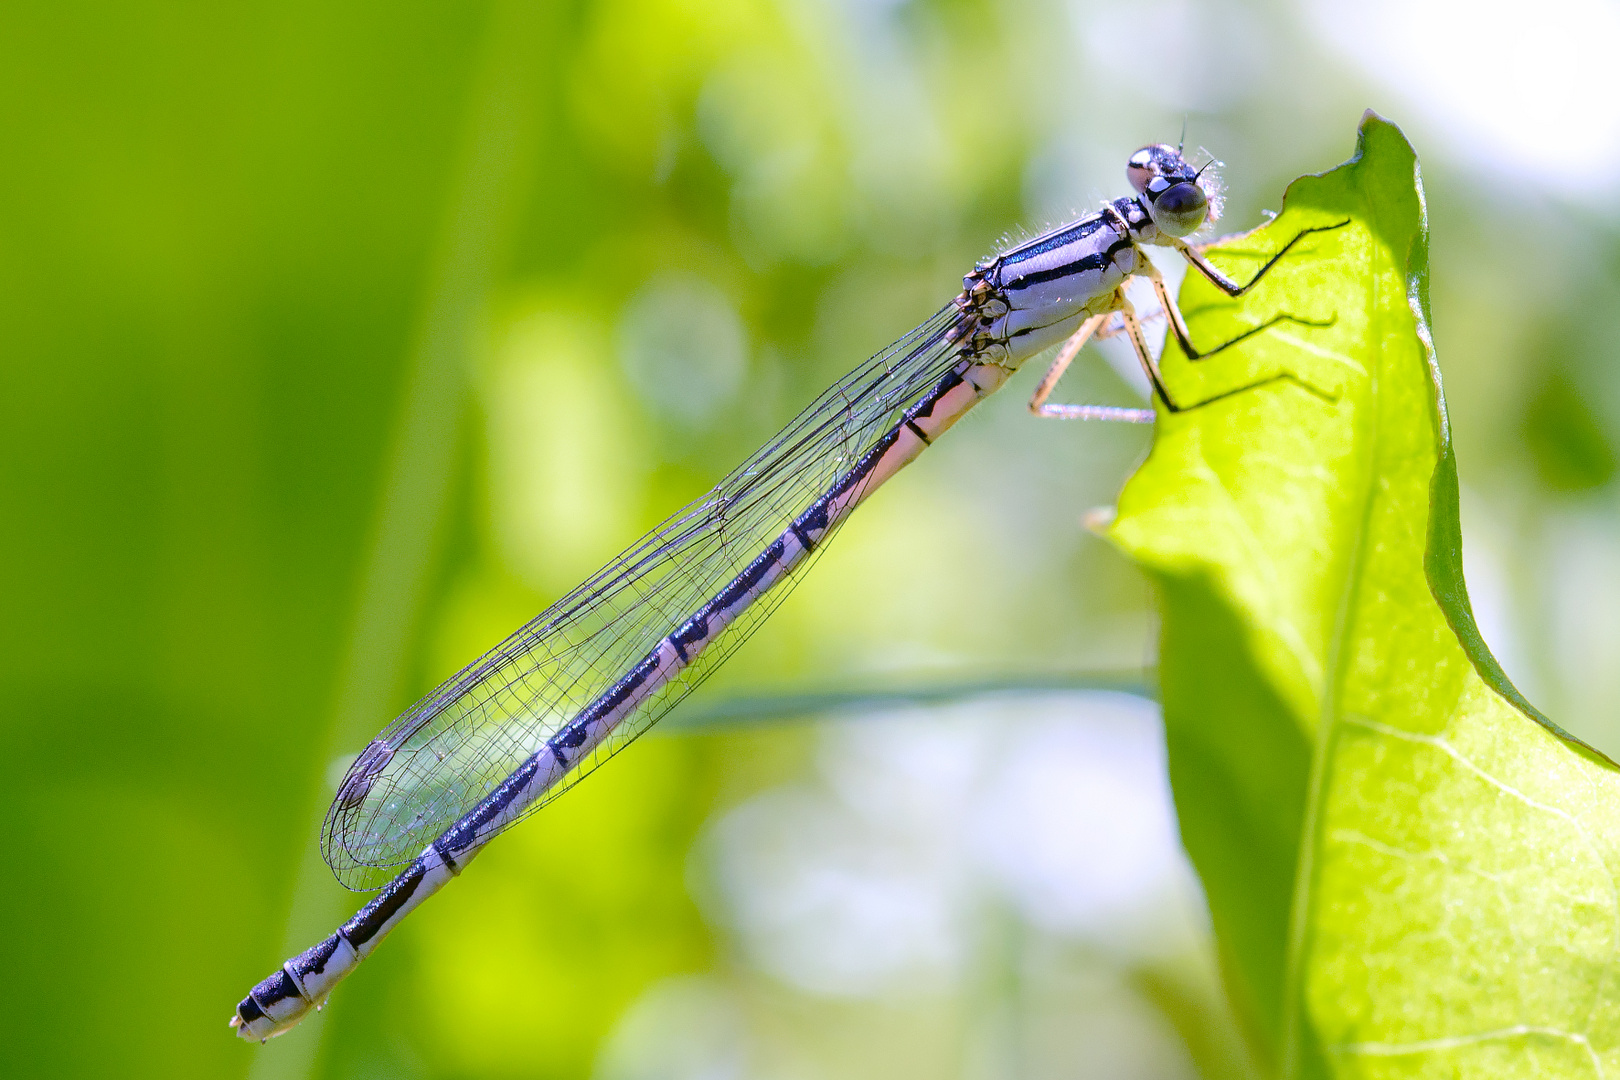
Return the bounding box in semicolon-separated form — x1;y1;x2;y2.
321;304;969;889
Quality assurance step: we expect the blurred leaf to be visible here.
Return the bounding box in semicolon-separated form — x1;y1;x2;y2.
1521;365;1617;492
1132;958;1263;1080
1110;113;1620;1077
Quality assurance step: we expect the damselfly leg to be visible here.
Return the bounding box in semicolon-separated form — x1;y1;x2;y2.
1117;297;1337;414
1174;220;1352;299
1027;314;1154;423
1096;309;1163;339
1028;220;1349;420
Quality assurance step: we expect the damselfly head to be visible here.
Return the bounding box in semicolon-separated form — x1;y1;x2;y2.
1126;144;1219;238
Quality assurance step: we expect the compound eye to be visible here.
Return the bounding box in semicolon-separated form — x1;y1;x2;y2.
1150;181;1209;237
1126;148;1157;194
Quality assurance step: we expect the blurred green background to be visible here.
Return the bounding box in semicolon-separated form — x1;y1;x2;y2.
5;1;1618;1077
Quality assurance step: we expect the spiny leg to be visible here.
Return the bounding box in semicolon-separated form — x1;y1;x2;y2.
1137;239;1337;363
1117;299;1335;415
1146;272;1331;362
1095;307;1164;340
1174;219;1352;297
1028;313;1102;413
1027;311;1154;424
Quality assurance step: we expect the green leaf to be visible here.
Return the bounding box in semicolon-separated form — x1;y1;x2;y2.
1108;113;1620;1078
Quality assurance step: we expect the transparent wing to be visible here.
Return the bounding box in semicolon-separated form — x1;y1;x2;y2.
322;304;969;890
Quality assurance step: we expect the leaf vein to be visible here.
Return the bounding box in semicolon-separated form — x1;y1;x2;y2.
1331;1025;1602;1077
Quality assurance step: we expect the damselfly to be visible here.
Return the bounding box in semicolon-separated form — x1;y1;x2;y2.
232;143;1344;1040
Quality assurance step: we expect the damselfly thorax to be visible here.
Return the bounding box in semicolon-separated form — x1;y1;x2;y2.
232;143;1347;1041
